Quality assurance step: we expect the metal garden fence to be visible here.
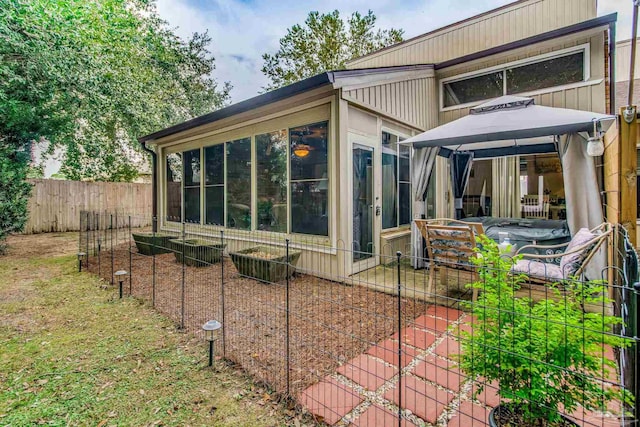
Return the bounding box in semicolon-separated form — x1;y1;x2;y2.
78;210;639;427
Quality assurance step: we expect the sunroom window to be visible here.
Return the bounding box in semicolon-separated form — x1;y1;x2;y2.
382;131;411;229
226;137;252;230
183;149;201;223
256;130;288;232
442;48;587;108
166;153;182;221
204;144;224;225
290;121;329;236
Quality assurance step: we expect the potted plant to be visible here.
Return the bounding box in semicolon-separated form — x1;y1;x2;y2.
169;238;226;267
131;231;175;255
460;236;633;426
229;245;301;283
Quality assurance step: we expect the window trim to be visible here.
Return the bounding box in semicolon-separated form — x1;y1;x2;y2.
381;127;412;231
439;43;591;111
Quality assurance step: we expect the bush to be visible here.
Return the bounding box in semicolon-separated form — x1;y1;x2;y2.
0;140;32;253
460;235;633;425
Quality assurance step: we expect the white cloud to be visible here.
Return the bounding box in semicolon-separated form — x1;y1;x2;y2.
156;0;633;104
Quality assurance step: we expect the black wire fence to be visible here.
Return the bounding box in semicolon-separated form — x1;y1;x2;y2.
78;210;639;427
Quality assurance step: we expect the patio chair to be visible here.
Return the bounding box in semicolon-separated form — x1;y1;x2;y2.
415;218;485;302
521;195;550;219
510;223;612;284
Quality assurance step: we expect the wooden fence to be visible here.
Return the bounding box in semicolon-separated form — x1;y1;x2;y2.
23;179;153;234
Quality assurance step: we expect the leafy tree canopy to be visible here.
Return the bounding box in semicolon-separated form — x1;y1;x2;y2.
0;0;231;182
261;10;403;90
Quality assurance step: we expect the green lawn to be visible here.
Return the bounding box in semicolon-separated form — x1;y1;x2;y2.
0;233;291;426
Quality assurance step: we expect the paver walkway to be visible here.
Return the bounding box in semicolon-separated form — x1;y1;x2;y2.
299;305;621;427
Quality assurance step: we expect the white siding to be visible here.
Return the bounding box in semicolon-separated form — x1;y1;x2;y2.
346;0;596;69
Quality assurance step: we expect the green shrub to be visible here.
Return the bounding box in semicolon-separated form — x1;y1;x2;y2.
0;140;32;253
460;235;633;425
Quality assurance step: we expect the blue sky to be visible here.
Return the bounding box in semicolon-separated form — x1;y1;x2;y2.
155;0;631;104
155;0;630;103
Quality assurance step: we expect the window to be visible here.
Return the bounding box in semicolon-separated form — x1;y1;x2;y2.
166;153;182;221
183;149;201;223
443;72;504;108
226;137;252;230
256;130;287;232
506;52;584;94
204;144;224;225
442;48;587;108
382;131;411;229
290;121;329;236
164;120;331;237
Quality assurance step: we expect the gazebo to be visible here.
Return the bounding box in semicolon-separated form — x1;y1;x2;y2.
402;95;615;274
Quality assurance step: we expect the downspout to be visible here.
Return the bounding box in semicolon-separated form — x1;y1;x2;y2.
609;21;616;115
140;140;158;232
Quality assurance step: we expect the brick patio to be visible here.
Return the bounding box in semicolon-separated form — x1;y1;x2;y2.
298;305;623;427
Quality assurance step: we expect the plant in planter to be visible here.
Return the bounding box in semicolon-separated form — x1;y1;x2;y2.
460;235;633;426
169;238;226;267
229;245;301;283
131;231;175;255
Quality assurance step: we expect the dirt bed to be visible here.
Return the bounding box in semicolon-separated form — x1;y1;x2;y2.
87;244;427;397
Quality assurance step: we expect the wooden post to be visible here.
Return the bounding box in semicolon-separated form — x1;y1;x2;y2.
619;106;638;248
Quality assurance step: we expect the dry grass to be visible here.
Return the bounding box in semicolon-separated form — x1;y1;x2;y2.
0;233;298;426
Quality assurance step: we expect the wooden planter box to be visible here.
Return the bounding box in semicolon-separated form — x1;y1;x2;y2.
131;232;174;255
229;246;301;283
169;238;226;267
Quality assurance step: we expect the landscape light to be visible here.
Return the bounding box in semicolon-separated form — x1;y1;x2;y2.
114;270;128;299
202;320;222;367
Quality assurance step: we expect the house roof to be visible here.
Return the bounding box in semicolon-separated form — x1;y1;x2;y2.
435;13;616;70
138;64;434;144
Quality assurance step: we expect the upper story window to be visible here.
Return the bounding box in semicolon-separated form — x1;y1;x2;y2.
442;45;589;109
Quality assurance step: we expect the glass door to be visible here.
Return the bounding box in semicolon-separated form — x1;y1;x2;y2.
353;144;374;261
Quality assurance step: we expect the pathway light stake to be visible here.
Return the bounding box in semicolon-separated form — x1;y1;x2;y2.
114;270;128;299
202;320;222;367
77;252;86;272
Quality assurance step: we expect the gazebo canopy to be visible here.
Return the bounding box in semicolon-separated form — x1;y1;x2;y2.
401;95;615;159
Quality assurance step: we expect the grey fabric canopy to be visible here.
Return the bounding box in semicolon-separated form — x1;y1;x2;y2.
406;95;614;279
402;96;615;159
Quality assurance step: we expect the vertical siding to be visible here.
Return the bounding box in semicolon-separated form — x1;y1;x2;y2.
437;32;606;124
346;0;596;69
342;76;437;130
616;40;640;82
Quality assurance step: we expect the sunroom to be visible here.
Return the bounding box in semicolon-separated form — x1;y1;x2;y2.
140;64;435;278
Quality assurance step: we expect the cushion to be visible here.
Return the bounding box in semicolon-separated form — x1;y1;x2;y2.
559;228;597;277
511;260;563;280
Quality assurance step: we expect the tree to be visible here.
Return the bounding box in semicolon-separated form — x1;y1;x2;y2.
261;10;403;90
0;0;230;244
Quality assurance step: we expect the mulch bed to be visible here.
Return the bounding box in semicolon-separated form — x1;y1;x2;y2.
87;244;427;397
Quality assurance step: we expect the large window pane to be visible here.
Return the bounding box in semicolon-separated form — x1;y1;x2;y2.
205;144;224;225
205;144;224;185
226;137;252;230
184;187;200;223
291;181;328;236
507;52;584;94
256;130;287;232
399;183;411;225
289;121;329;236
290;122;328;180
166;153;182;221
382;132;398;229
183;149;201;223
443;72;503;107
183;149;200;187
205;186;224;225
